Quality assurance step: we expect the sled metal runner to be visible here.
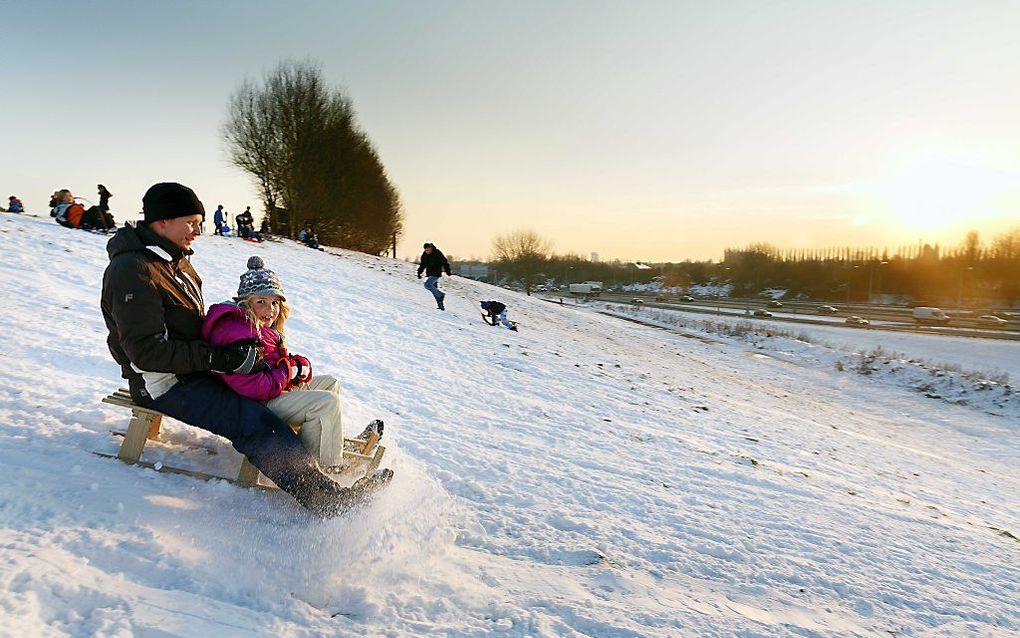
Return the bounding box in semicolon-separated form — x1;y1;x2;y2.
98;388;385;488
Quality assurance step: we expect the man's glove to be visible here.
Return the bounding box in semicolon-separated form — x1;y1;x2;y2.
209;339;264;374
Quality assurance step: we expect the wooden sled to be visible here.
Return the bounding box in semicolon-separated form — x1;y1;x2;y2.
98;388;386;488
480;312;519;330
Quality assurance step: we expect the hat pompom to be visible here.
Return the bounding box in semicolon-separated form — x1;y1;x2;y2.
247;256;265;270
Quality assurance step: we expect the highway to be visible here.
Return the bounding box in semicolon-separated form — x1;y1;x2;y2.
579;293;1020;341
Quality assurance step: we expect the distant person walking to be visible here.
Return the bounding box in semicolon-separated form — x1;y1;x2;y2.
213;204;227;235
417;242;451;310
97;184;112;212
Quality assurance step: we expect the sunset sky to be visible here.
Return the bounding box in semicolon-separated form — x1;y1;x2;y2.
3;1;1019;262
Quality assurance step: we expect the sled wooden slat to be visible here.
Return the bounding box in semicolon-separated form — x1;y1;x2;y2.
100;388;267;487
367;445;385;474
92;452;274;490
110;429;218;455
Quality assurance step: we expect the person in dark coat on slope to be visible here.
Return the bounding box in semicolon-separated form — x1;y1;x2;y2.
417;242;451;310
100;182;380;517
98;184;112;212
213;204;227;235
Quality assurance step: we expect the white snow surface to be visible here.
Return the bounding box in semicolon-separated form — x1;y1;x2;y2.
599;303;1020;382
1;213;1018;637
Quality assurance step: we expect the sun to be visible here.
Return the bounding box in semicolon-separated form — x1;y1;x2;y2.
877;155;1020;232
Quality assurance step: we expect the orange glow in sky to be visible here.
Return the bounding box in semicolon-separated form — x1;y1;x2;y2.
3;2;1019;262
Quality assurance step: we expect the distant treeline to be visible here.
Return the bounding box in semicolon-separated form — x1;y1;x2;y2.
475;227;1020;306
716;228;1020;305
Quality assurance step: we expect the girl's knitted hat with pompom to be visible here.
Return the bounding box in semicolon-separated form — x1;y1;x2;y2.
235;256;286;301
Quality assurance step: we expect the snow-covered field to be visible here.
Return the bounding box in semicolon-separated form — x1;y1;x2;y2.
583;300;1020;382
1;213;1018;637
596;305;1020;418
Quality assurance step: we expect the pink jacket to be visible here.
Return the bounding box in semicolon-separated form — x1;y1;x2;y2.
202;302;292;402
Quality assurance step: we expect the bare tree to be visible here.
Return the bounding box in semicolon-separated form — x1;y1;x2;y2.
222;59;402;251
492;230;552;295
223;79;282;227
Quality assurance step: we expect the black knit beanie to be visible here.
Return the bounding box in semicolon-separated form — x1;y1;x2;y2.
142;182;205;222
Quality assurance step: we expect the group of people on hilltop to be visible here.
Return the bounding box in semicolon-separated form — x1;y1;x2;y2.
214;204;278;243
3;186;113;227
210;205;327;252
50;185;116;231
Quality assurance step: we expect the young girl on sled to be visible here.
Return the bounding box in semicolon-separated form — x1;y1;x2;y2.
202;256;380;471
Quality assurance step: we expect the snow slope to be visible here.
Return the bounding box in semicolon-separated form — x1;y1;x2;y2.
1;213;1018;637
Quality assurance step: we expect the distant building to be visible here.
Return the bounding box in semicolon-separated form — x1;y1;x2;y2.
591;252;599;262
455;262;492;282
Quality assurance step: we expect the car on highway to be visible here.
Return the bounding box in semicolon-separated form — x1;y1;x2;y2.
680;295;695;302
752;309;773;318
767;300;784;308
817;305;839;314
845;316;870;326
631;298;644;305
978;315;1008;326
912;307;950;325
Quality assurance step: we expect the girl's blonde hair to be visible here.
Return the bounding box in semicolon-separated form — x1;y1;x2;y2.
237;295;292;335
57;189;74;204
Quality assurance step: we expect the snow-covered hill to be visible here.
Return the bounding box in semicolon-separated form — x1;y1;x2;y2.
1;213;1017;638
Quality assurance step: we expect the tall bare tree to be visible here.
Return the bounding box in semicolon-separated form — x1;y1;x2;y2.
492;230;551;295
222;59;402;252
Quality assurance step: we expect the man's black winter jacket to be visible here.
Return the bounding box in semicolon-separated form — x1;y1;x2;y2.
417;248;451;277
101;223;212;403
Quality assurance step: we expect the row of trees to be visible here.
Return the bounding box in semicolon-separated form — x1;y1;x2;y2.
487;227;1020;306
719;228;1020;305
223;60;402;254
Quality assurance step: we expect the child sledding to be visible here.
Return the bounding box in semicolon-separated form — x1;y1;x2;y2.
480;300;518;331
203;256;388;474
